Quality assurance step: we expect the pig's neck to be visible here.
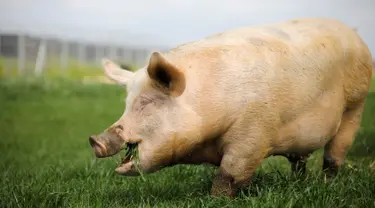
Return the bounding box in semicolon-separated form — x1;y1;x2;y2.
173;138;222;166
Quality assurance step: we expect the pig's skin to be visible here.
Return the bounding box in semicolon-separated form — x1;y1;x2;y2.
89;17;373;198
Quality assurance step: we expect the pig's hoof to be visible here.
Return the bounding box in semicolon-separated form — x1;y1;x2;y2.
321;168;339;183
210;188;236;199
322;174;336;183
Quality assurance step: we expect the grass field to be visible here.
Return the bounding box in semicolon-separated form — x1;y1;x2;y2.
1;77;375;208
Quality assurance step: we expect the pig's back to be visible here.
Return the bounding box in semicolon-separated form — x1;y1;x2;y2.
165;18;372;131
168;18;372;113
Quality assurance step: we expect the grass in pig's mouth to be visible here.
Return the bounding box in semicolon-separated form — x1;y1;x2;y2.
120;143;146;181
121;143;138;163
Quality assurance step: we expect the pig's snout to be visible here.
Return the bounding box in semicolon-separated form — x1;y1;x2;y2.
88;129;127;158
89;135;108;158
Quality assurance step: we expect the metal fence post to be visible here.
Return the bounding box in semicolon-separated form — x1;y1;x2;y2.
34;39;47;75
17;34;25;75
60;41;68;70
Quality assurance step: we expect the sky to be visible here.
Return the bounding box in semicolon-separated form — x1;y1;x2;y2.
0;0;374;56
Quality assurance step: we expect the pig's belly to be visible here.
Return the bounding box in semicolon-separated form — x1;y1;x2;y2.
270;92;345;155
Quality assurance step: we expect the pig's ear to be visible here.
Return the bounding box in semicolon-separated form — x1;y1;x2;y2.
102;58;134;86
147;52;186;97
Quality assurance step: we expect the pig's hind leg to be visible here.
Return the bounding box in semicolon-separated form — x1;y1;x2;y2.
323;101;365;177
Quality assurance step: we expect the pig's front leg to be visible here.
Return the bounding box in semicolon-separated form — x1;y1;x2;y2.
210;121;273;198
210;150;266;199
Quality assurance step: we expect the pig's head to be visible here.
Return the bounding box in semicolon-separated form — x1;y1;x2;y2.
89;52;192;176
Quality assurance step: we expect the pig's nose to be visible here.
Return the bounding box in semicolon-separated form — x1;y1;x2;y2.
89;135;108;158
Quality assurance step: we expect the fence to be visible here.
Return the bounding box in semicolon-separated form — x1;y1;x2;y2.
0;33;168;76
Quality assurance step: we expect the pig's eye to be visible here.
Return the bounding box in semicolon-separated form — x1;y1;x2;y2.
140;97;154;106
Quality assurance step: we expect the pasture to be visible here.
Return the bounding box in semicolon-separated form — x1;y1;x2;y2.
0;76;375;208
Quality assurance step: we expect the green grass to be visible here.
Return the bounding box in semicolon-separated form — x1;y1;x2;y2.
1;77;375;208
370;76;375;92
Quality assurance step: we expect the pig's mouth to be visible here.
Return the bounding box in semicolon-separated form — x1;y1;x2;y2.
89;135;143;176
115;143;142;176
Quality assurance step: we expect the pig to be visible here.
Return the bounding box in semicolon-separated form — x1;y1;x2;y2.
88;17;373;198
